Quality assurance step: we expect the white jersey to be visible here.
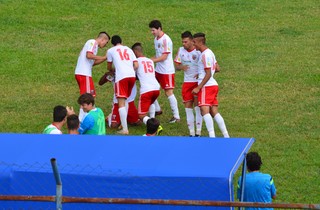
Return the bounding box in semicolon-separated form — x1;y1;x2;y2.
75;39;98;77
136;57;160;94
153;33;175;74
112;82;137;103
107;45;137;83
43;124;62;134
174;47;200;82
197;48;218;87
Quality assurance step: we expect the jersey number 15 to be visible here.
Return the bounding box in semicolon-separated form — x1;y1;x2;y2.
142;61;154;73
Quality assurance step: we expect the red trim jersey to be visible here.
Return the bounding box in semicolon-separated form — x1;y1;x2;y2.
107;45;137;83
174;47;200;83
75;39;98;77
153;33;175;74
136;57;160;94
198;48;218;87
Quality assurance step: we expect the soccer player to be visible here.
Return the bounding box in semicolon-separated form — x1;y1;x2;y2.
43;105;68;134
132;42;160;124
237;152;277;210
107;35;138;135
174;31;202;137
67;114;80;134
99;73;141;128
78;93;106;135
192;33;229;138
149;20;180;123
74;32;110;122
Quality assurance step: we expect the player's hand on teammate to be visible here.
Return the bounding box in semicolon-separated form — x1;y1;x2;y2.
66;106;75;116
192;87;200;94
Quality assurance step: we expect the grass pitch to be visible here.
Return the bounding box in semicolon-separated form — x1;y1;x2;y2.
0;0;319;204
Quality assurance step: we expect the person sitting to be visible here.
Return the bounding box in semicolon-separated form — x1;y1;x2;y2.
67;114;80;134
237;152;277;210
144;118;163;136
43;105;67;134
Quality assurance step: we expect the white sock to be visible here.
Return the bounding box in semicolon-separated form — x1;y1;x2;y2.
185;108;195;136
79;108;86;122
214;113;229;138
194;106;202;135
153;100;161;112
168;94;180;119
119;107;128;131
107;113;112;128
143;116;150;124
203;113;215;137
149;104;155;118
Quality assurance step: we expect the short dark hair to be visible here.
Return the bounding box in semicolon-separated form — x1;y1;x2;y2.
193;32;206;44
146;118;160;135
131;42;143;51
67;114;80;130
149;20;162;30
181;31;193;39
53;105;67;122
111;35;122;46
98;31;110;40
77;93;95;106
246;152;263;171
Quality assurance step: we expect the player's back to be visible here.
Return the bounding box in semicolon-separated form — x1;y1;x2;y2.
107;45;136;82
136;57;160;94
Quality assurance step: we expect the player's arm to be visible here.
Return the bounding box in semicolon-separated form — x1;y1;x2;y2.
107;62;115;72
174;61;189;71
78;115;94;134
86;52;106;62
192;68;211;94
93;57;107;66
133;60;139;70
151;53;168;63
215;63;220;73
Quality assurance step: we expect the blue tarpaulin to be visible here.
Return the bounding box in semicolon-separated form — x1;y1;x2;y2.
0;134;254;209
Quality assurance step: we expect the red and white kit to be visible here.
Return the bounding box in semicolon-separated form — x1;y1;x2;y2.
136;57;160;115
197;48;219;106
107;45;137;98
174;47;200;102
75;39;98;96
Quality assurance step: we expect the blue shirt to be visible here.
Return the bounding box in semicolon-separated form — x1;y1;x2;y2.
237;171;276;210
79;108;106;135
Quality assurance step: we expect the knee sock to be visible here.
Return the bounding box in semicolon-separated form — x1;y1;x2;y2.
203;113;215;137
185;108;195;136
119;107;128;131
149;104;155;118
194;106;202;136
143;116;150;125
168;94;180;119
153;100;161;112
214;113;230;138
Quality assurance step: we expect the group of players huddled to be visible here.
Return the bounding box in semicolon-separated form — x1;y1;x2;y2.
43;20;229;137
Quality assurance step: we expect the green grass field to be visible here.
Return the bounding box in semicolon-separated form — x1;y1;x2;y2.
0;0;319;204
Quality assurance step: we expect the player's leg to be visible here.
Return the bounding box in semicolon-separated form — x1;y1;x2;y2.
165;88;180;123
198;86;215;137
138;92;151;124
211;106;229;138
127;101;141;126
75;75;95;122
118;97;129;134
154;72;162;115
185;101;195;136
193;96;202;137
201;106;215;138
209;86;229;138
